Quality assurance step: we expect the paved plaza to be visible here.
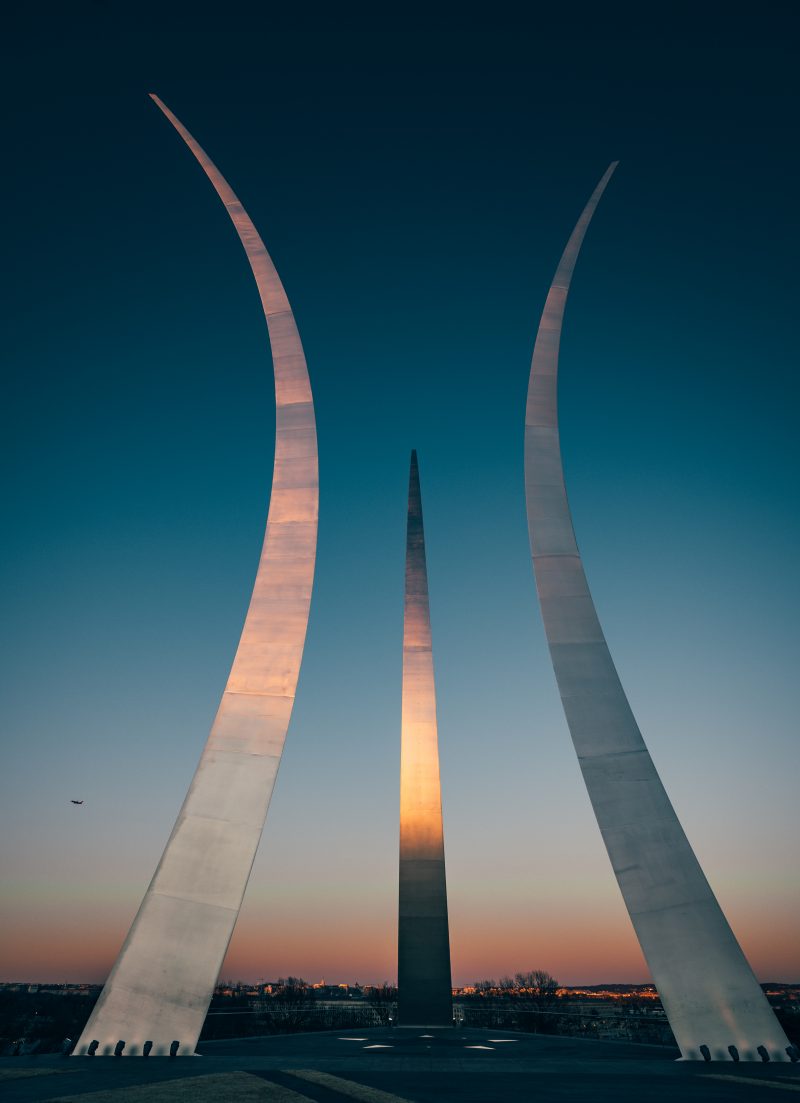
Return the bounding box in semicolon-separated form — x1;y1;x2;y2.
1;1028;798;1102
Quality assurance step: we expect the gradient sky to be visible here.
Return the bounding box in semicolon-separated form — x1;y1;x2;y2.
1;7;798;987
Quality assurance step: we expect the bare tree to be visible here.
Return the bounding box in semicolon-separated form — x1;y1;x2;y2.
511;970;559;1033
515;970;559;1006
266;977;315;1032
366;983;397;1025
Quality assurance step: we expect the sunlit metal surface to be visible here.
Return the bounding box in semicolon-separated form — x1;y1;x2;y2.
75;96;318;1057
398;451;453;1026
524;164;790;1061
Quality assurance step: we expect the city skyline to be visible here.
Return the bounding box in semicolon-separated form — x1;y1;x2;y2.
1;11;798;992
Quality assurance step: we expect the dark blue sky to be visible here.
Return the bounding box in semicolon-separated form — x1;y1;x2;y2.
1;5;798;984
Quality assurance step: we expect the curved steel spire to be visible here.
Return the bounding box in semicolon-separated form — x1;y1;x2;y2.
524;165;790;1061
76;96;318;1056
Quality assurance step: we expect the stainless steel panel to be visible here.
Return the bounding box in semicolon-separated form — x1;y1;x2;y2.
398;452;453;1027
75;96;318;1057
524;164;790;1061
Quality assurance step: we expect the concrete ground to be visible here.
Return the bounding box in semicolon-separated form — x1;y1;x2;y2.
1;1027;798;1102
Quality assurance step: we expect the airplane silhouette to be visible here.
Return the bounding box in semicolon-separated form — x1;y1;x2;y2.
70;800;84;805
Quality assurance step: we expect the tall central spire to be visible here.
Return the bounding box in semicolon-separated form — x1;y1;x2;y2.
398;451;453;1027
